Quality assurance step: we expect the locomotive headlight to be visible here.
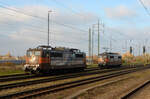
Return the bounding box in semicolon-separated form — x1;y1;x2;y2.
36;64;39;67
30;55;36;63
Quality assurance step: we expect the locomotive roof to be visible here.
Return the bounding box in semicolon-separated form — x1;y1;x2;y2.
99;52;121;56
27;45;83;53
37;45;52;48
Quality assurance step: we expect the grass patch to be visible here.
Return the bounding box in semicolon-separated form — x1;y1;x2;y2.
87;64;98;68
0;65;25;76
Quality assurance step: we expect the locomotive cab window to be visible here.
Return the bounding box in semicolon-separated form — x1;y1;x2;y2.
34;51;41;56
27;51;33;57
27;51;41;57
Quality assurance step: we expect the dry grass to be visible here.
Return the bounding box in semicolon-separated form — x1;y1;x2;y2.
0;65;24;76
0;62;15;66
87;64;98;68
122;53;150;66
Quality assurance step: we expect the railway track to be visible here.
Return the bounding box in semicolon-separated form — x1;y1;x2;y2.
121;79;150;99
0;66;141;83
0;66;149;99
0;67;99;82
0;73;29;78
0;74;39;82
0;66;134;90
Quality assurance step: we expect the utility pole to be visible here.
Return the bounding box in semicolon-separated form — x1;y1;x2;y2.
91;20;104;63
133;47;135;56
92;25;94;63
48;10;52;46
139;43;141;56
110;36;112;52
89;28;91;64
125;40;127;52
98;20;100;56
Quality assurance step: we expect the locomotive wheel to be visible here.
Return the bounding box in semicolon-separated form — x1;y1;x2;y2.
99;65;104;69
31;71;36;74
117;64;122;68
35;70;41;75
79;67;85;71
30;70;41;75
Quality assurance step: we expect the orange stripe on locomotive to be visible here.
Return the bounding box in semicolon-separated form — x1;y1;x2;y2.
25;56;29;64
39;57;50;64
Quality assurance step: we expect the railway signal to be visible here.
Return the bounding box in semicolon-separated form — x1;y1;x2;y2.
130;46;132;54
143;46;146;54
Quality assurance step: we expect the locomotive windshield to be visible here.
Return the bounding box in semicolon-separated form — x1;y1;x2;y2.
27;50;41;57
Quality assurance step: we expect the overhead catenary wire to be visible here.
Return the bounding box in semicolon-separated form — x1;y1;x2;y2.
137;0;150;16
0;20;89;46
1;31;88;46
0;2;48;31
0;1;134;54
32;35;87;45
0;17;89;43
0;11;88;36
0;19;47;33
0;2;88;33
0;22;89;42
0;1;123;42
0;20;89;41
0;12;47;31
0;1;90;46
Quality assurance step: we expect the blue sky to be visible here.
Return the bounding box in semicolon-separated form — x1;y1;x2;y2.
0;0;150;56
